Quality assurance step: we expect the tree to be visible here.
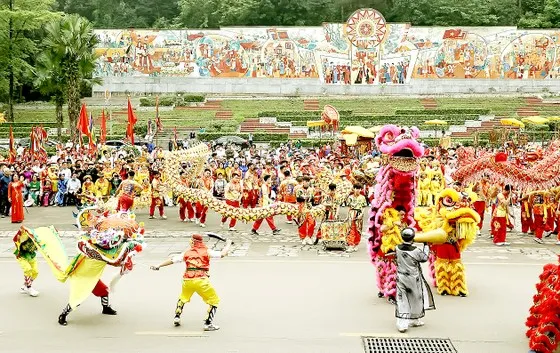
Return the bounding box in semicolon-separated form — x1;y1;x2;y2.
34;49;66;139
0;0;58;121
43;14;99;138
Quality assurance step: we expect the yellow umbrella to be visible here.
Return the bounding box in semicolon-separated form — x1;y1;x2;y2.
424;119;447;125
306;120;326;128
548;116;560;121
368;125;383;133
521;116;550;125
500;118;525;129
341;125;376;138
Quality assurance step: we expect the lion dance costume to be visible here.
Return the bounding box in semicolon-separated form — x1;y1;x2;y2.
17;207;145;325
368;125;425;302
414;188;479;297
526;256;560;353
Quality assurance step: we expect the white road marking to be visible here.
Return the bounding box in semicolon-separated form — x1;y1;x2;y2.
476;256;509;260
340;332;409;338
135;331;208;337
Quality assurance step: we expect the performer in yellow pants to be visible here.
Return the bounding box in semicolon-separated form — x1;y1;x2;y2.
152;234;232;331
13;230;40;297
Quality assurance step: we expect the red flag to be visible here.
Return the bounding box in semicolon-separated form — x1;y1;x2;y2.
8;125;16;163
173;126;178;150
100;109;107;144
126;98;137;144
77;103;90;144
155;95;163;132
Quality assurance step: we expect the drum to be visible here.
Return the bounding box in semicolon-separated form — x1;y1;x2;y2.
321;220;348;250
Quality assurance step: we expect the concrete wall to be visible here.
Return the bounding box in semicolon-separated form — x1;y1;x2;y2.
93;77;560;96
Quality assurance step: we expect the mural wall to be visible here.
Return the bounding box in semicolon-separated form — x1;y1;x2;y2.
93;9;560;85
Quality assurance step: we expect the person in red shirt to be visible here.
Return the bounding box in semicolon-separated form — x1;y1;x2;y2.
151;234;233;331
149;171;167;220
196;169;213;228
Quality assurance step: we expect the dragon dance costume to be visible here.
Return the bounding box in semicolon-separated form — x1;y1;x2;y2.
13;231;40;297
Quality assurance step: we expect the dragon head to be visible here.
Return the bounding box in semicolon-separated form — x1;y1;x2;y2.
375;125;424;172
414;188;480;247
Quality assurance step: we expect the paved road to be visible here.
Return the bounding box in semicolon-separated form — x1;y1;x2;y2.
0;206;556;353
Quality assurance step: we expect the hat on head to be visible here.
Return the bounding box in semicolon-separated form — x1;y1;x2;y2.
192;234;203;242
401;227;416;243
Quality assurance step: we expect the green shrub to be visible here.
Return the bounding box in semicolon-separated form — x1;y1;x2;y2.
395;108;491;116
140;94;206;107
197;133;288;142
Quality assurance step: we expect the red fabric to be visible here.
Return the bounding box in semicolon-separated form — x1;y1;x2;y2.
347;220;361;246
179;199;195;221
77;104;90;138
183;245;210;279
8;126;16;163
546;208;555;232
298;214;316;239
242;190;258;208
118;194;134;212
100;109;107;144
534;214;545;239
522;213;533;233
92;280;109;297
491;216;507;243
253;216;276;231
149;197;164;217
432;243;461;260
195;202;208;224
8;182;24;223
221;200;239;228
472;200;486;230
126;98;137;144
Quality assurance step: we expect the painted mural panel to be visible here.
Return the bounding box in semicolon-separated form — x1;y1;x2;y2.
93;10;560;84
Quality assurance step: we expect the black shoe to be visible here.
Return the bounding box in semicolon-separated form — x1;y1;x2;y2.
387;296;396;305
251;229;259;236
377;292;384;298
58;314;68;326
459;292;467;297
102;306;117;315
272;229;281;235
441;290;449;296
545;232;555;238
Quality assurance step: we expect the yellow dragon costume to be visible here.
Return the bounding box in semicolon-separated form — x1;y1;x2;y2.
415;188;480;297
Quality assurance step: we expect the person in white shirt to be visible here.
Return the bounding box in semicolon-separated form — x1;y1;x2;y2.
59;162;72;180
66;174;82;206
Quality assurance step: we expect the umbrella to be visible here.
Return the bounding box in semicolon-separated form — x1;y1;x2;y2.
500;118;525;129
547;116;560;121
369;126;383;133
341;126;376;138
521;116;550;125
424;119;447;125
307;120;327;128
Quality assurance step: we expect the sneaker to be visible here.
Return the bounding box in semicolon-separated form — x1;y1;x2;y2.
556;241;560;245
20;286;29;294
503;242;511;246
220;222;225;228
173;316;181;327
102;306;118;315
301;239;307;245
272;229;281;235
189;218;195;223
397;327;407;333
27;287;39;297
160;215;167;220
534;238;544;244
495;242;505;246
251;229;259;236
58;314;68;326
411;320;425;327
200;223;206;228
204;323;220;331
149;216;155;219
195;219;199;225
182;219;188;222
229;227;237;232
286;220;293;224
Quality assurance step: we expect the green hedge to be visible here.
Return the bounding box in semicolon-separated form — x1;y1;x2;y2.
1;121;58;127
395;108;491;116
140;94;206;107
197;133;288;142
257;110;353;118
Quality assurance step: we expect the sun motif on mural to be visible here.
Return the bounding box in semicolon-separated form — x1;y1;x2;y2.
345;9;387;49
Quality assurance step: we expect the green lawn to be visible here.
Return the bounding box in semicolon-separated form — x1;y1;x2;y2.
2;96;554;139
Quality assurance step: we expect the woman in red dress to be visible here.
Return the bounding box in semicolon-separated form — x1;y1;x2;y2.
8;174;24;223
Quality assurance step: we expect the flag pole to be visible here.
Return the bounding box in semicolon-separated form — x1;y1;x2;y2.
155;95;159;147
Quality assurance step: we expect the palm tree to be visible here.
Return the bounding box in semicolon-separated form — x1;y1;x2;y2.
34;49;66;139
43;14;99;139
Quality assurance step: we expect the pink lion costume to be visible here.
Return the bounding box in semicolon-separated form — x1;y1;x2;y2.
367;125;425;303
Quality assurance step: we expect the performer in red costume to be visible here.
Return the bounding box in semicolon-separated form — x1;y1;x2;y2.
115;171;141;212
491;185;511;246
251;175;281;236
151;234;233;331
221;172;243;231
295;176;315;245
520;193;534;234
149;171;167;219
178;172;195;222
472;178;489;235
195;169;213;228
531;192;547;244
242;163;259;209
